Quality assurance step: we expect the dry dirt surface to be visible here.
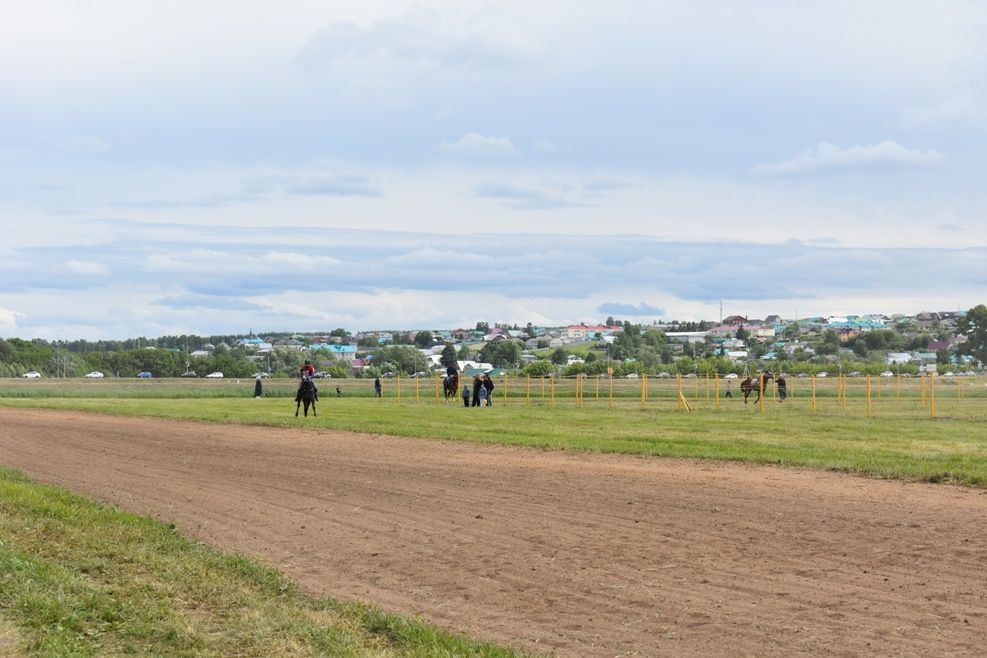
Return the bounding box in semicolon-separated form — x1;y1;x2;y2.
2;408;986;657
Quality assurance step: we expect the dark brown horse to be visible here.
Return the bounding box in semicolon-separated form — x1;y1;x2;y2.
295;377;317;417
740;373;773;404
443;371;459;401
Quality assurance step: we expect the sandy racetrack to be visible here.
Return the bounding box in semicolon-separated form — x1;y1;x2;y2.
1;408;985;657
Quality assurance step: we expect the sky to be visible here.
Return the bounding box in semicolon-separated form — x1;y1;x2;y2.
2;0;987;339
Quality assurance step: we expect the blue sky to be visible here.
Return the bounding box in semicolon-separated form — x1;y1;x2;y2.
2;1;986;339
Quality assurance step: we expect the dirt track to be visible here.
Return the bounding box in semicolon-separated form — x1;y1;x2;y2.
1;408;985;657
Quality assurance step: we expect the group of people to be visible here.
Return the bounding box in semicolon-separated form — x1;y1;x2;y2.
463;373;495;407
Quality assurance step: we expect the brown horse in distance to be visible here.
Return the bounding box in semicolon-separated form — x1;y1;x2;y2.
740;373;773;404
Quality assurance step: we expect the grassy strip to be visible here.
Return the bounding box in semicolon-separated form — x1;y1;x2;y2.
2;396;987;487
0;466;530;658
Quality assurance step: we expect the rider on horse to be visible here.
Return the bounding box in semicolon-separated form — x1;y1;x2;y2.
299;360;318;400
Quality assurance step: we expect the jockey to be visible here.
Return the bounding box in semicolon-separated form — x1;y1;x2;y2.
299;360;318;400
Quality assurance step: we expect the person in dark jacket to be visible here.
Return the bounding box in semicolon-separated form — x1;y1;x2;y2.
776;375;788;402
374;377;382;398
471;374;482;407
461;383;471;408
253;375;263;399
482;374;495;407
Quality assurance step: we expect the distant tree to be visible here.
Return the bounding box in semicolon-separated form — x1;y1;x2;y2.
479;341;522;368
957;304;987;366
413;330;433;348
475;321;490;333
549;348;569;365
524;360;555;377
440;343;458;368
457;344;472;360
735;327;750;342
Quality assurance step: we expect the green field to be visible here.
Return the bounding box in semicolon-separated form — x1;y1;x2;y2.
3;375;987;487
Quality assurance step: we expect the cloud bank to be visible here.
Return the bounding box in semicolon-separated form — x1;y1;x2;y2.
753;141;946;176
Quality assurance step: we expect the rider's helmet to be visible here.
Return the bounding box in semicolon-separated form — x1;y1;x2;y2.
304;359;311;365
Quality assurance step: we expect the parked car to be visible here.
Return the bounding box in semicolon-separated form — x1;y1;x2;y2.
180;371;197;377
137;371;153;378
251;372;270;379
724;373;739;379
880;371;894;377
312;371;331;379
21;371;42;378
84;371;104;378
815;372;828;378
205;372;224;378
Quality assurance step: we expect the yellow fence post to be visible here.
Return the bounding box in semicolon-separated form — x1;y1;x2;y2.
714;372;720;411
758;375;765;414
550;376;555;407
930;374;936;418
811;375;817;415
608;367;614;410
866;375;872;417
415;376;419;403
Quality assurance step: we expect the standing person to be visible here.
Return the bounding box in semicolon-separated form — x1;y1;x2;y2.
253;375;263;399
482;374;495;407
471;374;482;407
776;375;788;402
461;382;471;408
478;383;488;407
725;380;733;398
335;385;342;397
374;376;382;398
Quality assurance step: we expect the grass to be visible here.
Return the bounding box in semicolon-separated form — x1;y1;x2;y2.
3;376;987;487
0;466;530;658
2;378;986;654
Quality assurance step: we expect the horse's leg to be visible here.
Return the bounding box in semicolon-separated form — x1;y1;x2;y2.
295;399;301;417
311;399;316;417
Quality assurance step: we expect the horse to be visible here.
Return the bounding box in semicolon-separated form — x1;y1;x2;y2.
740;373;773;404
443;371;460;401
295;377;318;417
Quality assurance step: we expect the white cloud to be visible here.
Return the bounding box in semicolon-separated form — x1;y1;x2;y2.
293;5;534;77
0;305;22;330
439;133;521;157
753;140;946;177
66;260;108;276
889;97;985;130
533;140;560;152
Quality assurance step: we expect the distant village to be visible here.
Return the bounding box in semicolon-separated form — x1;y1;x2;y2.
172;309;978;379
2;309;981;379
